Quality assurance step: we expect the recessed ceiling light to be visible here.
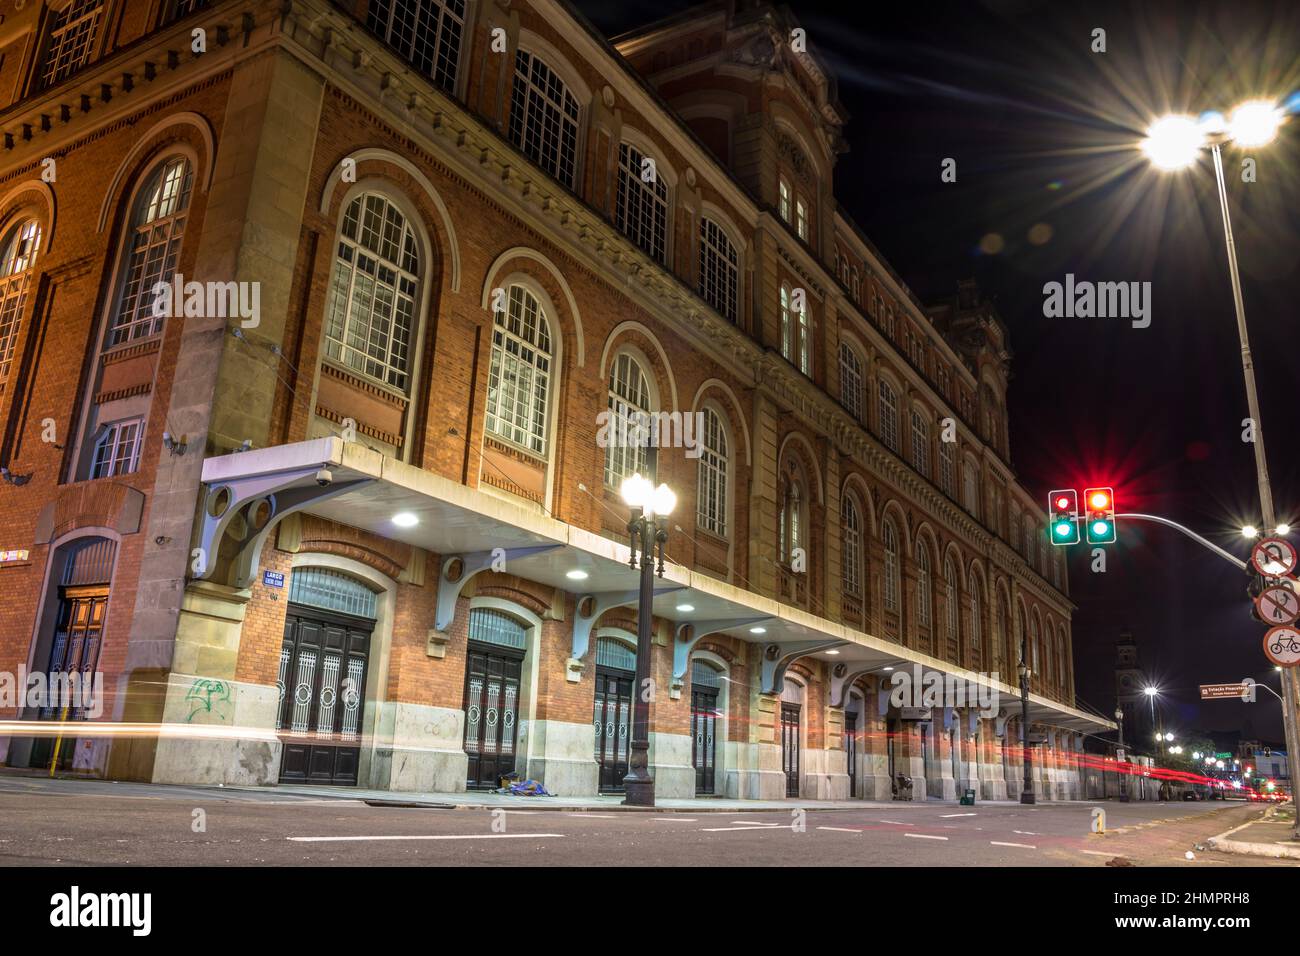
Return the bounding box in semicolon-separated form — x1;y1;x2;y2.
565;569;589;581
676;604;695;613
825;649;840;655
392;512;418;528
749;626;766;634
882;666;894;672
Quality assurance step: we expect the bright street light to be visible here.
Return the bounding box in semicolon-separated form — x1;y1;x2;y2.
1144;686;1159;697
1141;114;1204;169
1242;525;1259;538
1277;523;1291;535
619;473;676;517
1228;100;1283;147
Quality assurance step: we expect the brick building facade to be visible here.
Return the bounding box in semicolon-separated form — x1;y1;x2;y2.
0;0;1109;801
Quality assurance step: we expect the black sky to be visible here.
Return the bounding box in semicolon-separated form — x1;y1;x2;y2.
577;0;1300;744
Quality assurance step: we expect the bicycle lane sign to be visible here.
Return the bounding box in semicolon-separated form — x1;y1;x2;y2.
1263;625;1300;667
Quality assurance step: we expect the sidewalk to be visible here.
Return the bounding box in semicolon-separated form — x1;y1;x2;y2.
1206;804;1300;860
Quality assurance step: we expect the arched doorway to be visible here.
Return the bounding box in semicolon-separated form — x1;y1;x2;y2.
593;635;636;793
780;679;804;798
691;659;723;795
277;567;378;786
462;607;528;790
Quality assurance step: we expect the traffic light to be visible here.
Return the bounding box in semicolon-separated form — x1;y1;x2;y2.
1048;489;1079;545
1083;487;1116;544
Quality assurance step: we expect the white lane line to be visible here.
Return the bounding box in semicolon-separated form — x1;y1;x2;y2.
1081;850;1113;857
904;833;949;841
700;825;792;833
499;810;538;815
729;821;782;827
1012;830;1042;836
567;813;619;818
990;841;1037;849
817;826;863;833
651;817;699;823
940;813;976;818
287;833;565;842
878;820;914;826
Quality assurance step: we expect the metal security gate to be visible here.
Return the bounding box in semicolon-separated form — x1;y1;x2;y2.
277;610;371;785
844;709;859;797
691;687;719;795
594;668;634;792
462;644;523;789
781;703;801;797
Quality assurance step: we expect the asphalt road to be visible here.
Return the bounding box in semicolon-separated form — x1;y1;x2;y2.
0;777;1290;867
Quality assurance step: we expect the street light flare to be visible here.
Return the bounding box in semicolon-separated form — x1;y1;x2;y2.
1141;114;1204;170
1228;100;1283;147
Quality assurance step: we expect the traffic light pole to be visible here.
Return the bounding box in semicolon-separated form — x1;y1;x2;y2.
1211;141;1300;837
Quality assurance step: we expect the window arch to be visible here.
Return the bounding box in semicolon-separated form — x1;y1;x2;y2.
509;49;581;189
698;217;738;322
916;541;932;630
839;340;863;420
604;351;652;488
878;378;900;452
615;141;668;263
323;191;421;391
0;218;42;386
841;493;862;598
485;283;553;455
883;519;901;613
696;406;729;538
107;156;193;347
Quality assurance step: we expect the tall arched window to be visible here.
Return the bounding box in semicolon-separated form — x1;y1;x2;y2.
839;341;863;420
615;141;668;263
916;542;932;630
779;478;804;565
510;50;580;189
107;156;193;347
366;0;466;93
944;557;958;650
970;580;983;659
883;519;900;613
962;458;980;517
938;438;955;496
878;379;899;452
910;409;930;476
698;217;738;322
696;406;728;537
323;192;421;391
485;284;553;455
604;352;652;488
841;494;862;597
0;218;42;386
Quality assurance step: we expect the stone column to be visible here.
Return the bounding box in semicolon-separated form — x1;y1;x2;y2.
731;688;785;799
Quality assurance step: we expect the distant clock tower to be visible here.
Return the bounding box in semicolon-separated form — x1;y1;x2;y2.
1114;629;1149;739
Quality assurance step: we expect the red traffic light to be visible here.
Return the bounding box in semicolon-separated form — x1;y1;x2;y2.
1055;495;1071;510
1089;490;1111;510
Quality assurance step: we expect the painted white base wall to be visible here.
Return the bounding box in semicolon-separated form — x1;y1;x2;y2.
367;701;467;792
523;718;598;796
151;674;280;786
649;731;695;799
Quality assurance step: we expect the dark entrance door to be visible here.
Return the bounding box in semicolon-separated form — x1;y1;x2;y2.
30;587;109;770
594;666;634;792
463;644;524;790
844;709;859;797
781;703;801;797
277;609;371;786
691;684;719;795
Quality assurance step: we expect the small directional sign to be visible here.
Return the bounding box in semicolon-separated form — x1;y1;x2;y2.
1251;537;1298;578
1200;683;1249;700
1263;625;1300;667
1257;583;1300;626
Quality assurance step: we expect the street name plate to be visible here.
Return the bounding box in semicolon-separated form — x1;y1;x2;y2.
1200;683;1248;700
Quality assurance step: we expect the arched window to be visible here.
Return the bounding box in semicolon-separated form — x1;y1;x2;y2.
778;177;791;221
962;459;980;517
916;542;932;629
938;437;955;496
323;192;421;391
510;50;580;189
841;494;862;597
883;519;900;613
615;141;668;263
696;406;728;537
878;379;899;452
944;557;958;650
0;218;42;385
780;284;792;360
107;156;193;347
910;408;930;477
604;352;652;489
40;0;103;90
698;217;738;322
970;580;983;657
1030;613;1041;675
485;284;553;455
366;0;466;93
839;341;863;420
781;282;811;373
779;478;804;565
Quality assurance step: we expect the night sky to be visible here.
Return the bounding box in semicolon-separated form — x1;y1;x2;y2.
577;0;1300;744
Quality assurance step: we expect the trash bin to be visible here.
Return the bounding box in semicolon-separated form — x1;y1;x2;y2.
960;788;976;806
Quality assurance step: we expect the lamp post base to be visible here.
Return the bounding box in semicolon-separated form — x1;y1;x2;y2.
622;775;656;807
1019;791;1036;805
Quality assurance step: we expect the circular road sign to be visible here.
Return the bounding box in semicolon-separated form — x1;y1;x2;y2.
1263;625;1300;667
1252;537;1298;578
1257;584;1300;626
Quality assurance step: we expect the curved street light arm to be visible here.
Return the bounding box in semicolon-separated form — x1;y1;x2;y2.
1116;513;1248;571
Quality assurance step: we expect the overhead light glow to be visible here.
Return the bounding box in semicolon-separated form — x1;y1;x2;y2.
565;569;588;581
676;604;694;613
825;649;840;656
1242;525;1259;538
1141;114;1204;170
749;626;766;635
392;512;419;528
1228;100;1283;147
1277;523;1291;535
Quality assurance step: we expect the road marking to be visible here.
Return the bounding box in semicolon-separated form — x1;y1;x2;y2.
878;820;914;826
1081;850;1113;857
1012;830;1042;836
287;833;565;842
567;813;618;818
904;833;948;841
700;825;791;833
729;821;782;827
990;841;1037;849
940;813;976;818
651;817;699;823
817;826;863;833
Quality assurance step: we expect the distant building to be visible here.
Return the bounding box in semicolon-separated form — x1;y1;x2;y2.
1114;629;1152;746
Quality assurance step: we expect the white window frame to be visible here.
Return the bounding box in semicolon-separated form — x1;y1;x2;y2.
878;379;899;452
485;283;553;456
696;406;729;538
509;49;581;190
842;494;862;598
89;418;143;479
944;558;958;648
698;216;738;323
938;438;955;496
839;342;863;420
916;543;932;629
604;352;653;489
910;408;930;477
41;0;102;90
365;0;466;94
778;178;791;222
883;520;900;613
795;196;808;240
0;219;41;384
615;140;669;263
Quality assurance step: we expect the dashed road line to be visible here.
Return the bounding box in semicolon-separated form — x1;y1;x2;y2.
940;813;976;818
991;841;1037;849
904;833;948;841
817;826;863;833
287;833;566;842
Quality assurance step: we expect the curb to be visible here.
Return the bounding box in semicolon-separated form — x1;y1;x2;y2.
1205;810;1300;860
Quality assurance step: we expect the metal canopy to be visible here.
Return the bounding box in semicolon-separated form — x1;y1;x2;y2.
198;438;1114;731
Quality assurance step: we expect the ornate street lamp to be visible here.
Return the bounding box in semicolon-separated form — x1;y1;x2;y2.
1115;705;1129;802
1018;656;1035;805
619;468;675;807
